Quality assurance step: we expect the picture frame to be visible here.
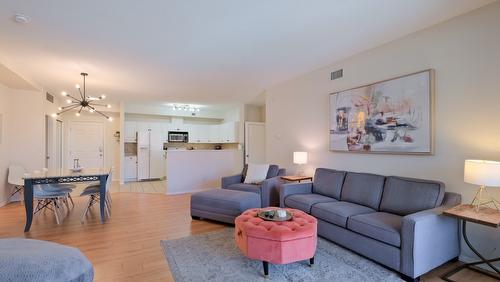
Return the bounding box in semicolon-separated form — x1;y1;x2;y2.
329;69;434;155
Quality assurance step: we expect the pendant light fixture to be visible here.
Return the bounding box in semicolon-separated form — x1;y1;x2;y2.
52;73;113;121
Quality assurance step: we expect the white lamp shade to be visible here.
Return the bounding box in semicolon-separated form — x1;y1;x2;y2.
293;152;308;165
464;159;500;187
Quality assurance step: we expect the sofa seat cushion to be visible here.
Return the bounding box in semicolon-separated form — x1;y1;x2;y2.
284;194;337;213
348;212;402;247
379;176;445;216
191;189;261;217
311;201;375;228
312;168;347;200
226;183;261;194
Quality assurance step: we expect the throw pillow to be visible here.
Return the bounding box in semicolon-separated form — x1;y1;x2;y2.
243;164;270;184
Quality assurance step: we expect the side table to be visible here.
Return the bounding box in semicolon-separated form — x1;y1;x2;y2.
441;204;500;281
281;175;313;183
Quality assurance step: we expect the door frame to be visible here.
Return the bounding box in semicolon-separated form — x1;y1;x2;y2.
244;122;265;164
67;120;105;169
55;119;64;169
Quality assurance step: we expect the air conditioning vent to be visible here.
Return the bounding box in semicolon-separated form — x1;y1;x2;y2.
46;92;54;103
331;69;343;80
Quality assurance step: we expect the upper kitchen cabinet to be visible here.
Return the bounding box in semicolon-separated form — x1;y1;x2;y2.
124;121;137;142
219;121;239;143
189;124;209;143
207;125;220;143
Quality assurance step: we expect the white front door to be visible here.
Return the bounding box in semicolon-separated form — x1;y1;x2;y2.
245;122;266;164
68;121;104;168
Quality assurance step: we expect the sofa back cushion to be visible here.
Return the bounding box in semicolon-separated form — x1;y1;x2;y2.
266;165;280;179
242;164;279;180
312;168;346;200
379;176;445;216
341;172;385;210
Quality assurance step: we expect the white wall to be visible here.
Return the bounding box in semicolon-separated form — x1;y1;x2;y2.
0;84;10;205
244;104;265;122
0;83;48;205
266;3;500;266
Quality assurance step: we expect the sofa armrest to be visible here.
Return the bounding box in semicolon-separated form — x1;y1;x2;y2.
279;182;313;208
400;192;462;278
260;176;285;207
221;174;243;189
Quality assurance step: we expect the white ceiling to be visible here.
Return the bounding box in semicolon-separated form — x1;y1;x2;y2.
0;0;494;105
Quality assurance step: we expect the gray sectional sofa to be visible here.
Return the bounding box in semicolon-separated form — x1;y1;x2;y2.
222;164;286;207
280;168;461;281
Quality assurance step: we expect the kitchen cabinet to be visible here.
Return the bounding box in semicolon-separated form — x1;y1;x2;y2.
124;155;137;181
189;124;210;143
208;125;220;143
124;121;137;142
219;121;239;143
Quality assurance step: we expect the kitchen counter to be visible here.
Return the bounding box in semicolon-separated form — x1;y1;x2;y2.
166;149;243;195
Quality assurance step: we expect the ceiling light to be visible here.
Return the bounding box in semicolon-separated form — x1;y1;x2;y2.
55;73;113;120
108;117;113;122
14;14;30;24
51;113;57;118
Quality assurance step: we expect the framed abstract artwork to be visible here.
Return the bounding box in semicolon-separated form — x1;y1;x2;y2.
329;69;434;155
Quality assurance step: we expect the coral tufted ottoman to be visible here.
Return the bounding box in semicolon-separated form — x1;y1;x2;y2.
235;208;317;277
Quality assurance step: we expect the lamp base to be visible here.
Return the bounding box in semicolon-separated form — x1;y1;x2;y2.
471;185;500;211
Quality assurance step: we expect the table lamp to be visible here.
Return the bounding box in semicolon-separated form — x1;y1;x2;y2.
464;159;500;211
293;152;308;176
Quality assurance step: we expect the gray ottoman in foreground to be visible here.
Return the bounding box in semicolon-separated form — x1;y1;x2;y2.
191;189;261;224
0;238;94;282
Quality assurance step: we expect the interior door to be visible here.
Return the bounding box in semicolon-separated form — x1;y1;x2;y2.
68;121;104;168
245;122;266;164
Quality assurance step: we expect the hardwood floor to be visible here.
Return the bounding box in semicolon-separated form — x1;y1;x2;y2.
0;191;496;282
117;180;166;194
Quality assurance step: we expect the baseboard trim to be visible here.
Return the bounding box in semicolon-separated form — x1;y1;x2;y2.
0;199;7;208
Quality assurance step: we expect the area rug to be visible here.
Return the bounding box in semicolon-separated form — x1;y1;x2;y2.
161;228;402;282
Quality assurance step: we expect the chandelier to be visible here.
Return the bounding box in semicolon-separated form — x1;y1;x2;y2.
52;73;112;121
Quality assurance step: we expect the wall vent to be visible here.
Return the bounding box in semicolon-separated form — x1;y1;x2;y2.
331;69;343;80
46;92;54;103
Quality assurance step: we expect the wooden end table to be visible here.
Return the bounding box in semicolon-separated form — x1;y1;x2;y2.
441;204;500;281
281;175;313;183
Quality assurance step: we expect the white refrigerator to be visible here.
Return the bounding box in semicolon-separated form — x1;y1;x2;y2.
137;130;165;180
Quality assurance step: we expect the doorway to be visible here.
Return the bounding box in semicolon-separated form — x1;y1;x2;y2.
68;121;105;168
244;122;266;164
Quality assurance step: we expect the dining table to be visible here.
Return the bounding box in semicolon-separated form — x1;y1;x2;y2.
23;167;111;232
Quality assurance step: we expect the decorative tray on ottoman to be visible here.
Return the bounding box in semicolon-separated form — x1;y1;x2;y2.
257;209;293;222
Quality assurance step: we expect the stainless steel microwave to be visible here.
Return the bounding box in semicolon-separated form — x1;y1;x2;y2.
168;131;189;143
